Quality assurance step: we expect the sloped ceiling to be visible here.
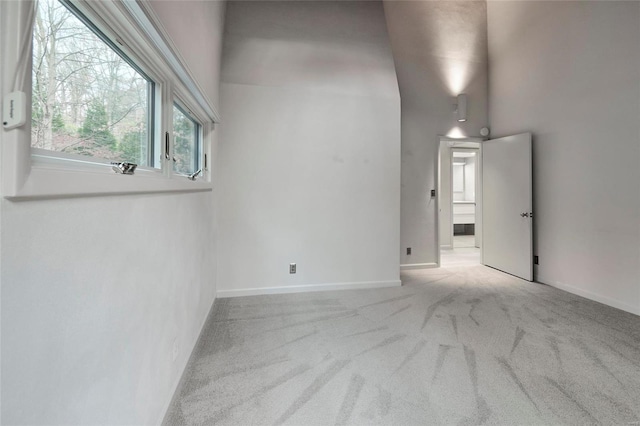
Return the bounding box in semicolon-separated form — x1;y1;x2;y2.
383;0;488;105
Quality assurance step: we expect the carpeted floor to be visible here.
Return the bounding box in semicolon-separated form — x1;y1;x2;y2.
164;265;640;425
441;246;480;267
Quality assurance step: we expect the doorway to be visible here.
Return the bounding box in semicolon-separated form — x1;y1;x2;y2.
437;138;482;267
452;150;477;248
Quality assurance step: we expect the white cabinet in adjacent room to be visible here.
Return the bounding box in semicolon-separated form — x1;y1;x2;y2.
453;201;475;224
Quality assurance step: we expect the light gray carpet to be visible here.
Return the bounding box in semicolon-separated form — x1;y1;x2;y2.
441;246;481;267
164;265;640;425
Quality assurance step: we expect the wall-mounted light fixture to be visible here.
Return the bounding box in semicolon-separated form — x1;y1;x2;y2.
453;94;467;122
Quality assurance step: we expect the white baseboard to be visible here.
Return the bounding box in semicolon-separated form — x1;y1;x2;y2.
160;295;217;425
217;280;402;298
537;275;640;316
400;263;439;271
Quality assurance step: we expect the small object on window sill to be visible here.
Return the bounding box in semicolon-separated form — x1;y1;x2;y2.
187;169;202;181
111;162;137;175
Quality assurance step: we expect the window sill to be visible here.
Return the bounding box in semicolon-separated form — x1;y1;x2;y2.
5;161;212;201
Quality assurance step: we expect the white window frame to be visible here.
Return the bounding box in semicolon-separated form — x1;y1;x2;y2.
0;0;220;199
171;97;204;178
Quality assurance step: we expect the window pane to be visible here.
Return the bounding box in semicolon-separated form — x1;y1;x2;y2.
32;0;154;167
173;104;199;175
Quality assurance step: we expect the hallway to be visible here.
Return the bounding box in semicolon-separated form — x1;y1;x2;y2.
164;267;640;425
441;235;481;267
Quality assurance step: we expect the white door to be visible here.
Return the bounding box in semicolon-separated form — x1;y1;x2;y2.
482;133;533;281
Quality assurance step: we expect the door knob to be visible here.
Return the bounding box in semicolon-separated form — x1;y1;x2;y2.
520;212;529;218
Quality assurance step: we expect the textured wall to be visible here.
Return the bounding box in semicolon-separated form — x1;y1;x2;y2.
487;1;640;314
0;1;226;424
217;1;401;294
383;1;489;267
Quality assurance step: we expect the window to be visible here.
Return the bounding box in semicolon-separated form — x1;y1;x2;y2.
32;0;156;168
172;103;200;176
1;0;219;198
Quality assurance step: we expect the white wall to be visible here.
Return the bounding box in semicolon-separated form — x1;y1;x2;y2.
488;1;640;314
463;156;476;202
439;145;453;248
0;1;226;424
383;1;489;268
149;0;225;109
452;162;465;198
217;1;401;295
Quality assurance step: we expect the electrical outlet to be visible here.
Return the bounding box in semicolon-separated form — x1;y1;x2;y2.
430;189;436;198
534;255;539;265
289;263;296;274
172;338;179;362
407;247;412;255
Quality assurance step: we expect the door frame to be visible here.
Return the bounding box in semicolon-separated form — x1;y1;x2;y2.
436;136;485;267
